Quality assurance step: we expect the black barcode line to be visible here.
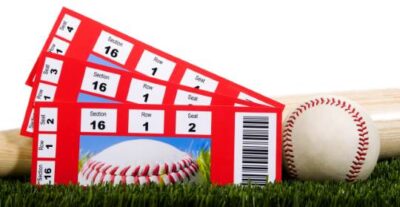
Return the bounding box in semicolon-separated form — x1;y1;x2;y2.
241;116;269;185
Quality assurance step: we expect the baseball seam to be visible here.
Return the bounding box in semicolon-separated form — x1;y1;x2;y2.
80;155;199;185
282;97;369;182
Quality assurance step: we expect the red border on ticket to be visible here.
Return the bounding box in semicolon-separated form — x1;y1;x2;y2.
26;7;284;109
32;102;282;185
22;53;267;137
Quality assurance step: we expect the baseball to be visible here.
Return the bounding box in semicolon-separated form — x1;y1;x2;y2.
282;96;380;181
78;139;199;186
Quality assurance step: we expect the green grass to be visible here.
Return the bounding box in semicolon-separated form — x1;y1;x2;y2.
196;149;211;184
78;152;92;172
0;158;399;207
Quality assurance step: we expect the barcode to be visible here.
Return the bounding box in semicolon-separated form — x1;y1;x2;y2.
241;116;269;185
234;113;276;185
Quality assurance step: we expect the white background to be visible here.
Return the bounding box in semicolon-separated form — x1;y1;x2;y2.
0;1;399;130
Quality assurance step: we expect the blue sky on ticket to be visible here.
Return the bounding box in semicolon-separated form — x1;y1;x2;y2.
79;136;211;158
78;93;120;103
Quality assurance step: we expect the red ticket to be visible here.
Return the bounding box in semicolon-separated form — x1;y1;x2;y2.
32;102;281;185
25;7;283;108
22;53;266;137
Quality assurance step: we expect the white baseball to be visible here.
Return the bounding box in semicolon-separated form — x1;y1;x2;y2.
78;139;199;186
282;96;380;181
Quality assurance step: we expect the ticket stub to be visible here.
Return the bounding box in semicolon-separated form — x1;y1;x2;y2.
32;102;281;185
25;7;283;108
22;53;264;137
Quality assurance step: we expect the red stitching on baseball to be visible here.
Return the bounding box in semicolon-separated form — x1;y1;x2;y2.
350;169;360;174
357;151;367;156
85;161;100;180
99;165;110;183
141;165;150;176
168;174;175;184
80;155;198;185
119;166;130;184
152;165;160;175
283;97;369;181
175;172;183;181
164;163;169;174
284;148;293;153
133;166;141;176
355;156;365;161
357;126;367;132
283;143;293;148
285;123;294;128
351;165;361;170
356;121;365;127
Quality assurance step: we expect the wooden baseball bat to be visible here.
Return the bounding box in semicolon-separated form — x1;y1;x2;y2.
0;89;399;177
0;129;31;177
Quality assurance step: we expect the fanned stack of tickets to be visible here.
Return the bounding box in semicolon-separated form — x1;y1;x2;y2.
21;7;284;186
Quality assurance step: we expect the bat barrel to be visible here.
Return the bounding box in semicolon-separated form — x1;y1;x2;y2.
0;129;32;177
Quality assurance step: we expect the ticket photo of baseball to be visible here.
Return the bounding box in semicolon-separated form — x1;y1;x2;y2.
0;1;399;206
78;137;210;185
